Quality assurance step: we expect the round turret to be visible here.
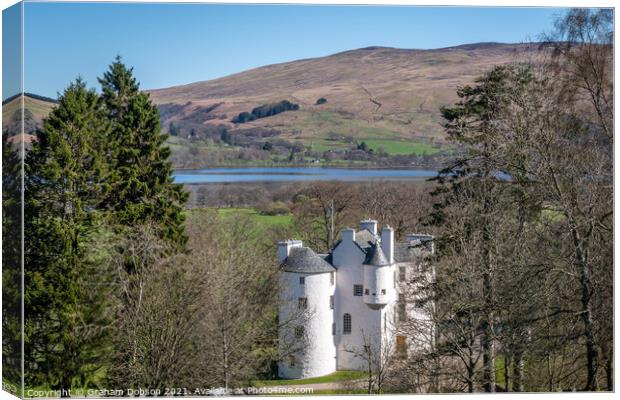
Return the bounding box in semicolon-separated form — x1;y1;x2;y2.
363;244;394;309
278;244;337;379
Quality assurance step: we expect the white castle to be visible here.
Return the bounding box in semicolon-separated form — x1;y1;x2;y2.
277;219;434;379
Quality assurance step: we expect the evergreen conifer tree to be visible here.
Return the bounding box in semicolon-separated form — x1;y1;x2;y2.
2;131;23;389
24;79;114;391
98;57;188;249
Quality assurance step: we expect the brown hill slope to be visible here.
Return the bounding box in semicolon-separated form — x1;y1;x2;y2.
2;93;57;135
147;43;539;150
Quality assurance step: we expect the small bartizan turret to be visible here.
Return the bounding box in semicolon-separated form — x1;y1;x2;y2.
363;227;396;309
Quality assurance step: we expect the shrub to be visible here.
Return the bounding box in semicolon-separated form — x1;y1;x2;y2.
232;100;299;123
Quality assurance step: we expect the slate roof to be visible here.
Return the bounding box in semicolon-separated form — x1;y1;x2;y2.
394;243;427;263
355;229;379;249
364;244;390;266
280;247;336;273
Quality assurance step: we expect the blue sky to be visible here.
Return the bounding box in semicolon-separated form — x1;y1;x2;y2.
13;3;568;99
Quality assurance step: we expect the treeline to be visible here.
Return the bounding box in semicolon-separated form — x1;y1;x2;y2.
2;57;301;396
3;58;186;393
232;99;299;123
405;9;613;392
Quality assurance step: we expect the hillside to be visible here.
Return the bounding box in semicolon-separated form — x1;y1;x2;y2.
2;93;57;135
4;43;542;167
148;42;539;158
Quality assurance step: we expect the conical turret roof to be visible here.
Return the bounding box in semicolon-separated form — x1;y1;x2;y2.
364;243;390;266
280;247;336;273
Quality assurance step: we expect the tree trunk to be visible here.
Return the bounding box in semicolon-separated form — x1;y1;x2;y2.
504;354;511;392
605;354;613;391
467;346;475;393
573;228;598;391
481;191;496;393
513;350;524;392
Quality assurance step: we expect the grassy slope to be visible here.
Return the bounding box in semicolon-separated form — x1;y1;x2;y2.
251;370;367;386
216;207;293;228
148;43;541;152
13;44;542;159
2;94;56;130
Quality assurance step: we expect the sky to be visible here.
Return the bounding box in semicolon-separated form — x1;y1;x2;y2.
8;3;570;99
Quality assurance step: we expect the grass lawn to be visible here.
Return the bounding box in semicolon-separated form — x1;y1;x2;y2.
216;207;293;228
310;389;369;395
252;370;367;387
363;138;442;156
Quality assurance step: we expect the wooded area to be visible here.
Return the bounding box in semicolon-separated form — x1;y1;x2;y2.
1;8;613;395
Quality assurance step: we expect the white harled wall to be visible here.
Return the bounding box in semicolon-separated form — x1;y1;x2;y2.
278;271;336;379
278;222;431;379
332;231;391;371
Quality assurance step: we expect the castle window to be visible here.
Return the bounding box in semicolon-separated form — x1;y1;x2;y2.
330;272;335;285
332;323;336;336
298;297;308;310
381;289;386;295
353;284;363;296
343;313;352;334
364;288;369;295
299;276;305;285
330;295;334;309
295;326;304;338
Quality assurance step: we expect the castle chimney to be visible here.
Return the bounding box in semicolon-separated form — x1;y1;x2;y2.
341;228;356;243
359;219;378;235
381;226;394;264
278;239;303;262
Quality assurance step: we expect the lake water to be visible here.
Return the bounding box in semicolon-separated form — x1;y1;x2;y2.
173;167;438;184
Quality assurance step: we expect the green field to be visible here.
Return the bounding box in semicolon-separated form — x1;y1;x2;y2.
216;207;293;228
363;138;442;155
251;370;367;387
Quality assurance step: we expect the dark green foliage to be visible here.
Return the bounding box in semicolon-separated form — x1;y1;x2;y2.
262;141;273;151
169;122;179;136
24;79;115;391
221;128;233;145
232;100;299;123
2;131;22;389
234;111;253;123
357;141;372;153
99;56;188;250
316;97;327;105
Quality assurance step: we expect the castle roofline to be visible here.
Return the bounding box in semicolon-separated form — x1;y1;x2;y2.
280;246;336;273
364;243;391;266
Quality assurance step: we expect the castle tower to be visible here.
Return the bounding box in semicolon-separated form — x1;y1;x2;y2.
278;241;337;378
363;242;396;309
